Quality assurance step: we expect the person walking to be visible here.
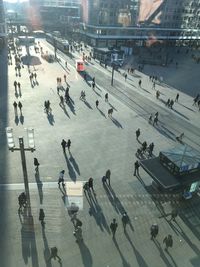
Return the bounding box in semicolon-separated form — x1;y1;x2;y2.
64;74;66;82
73;226;83;242
124;73;127;82
95;100;99;108
67;139;71;151
110;219;118;238
59;95;64;107
138;79;142;87
148;142;154;157
122;212;129;231
88;177;94;192
48;247;62;263
163;234;173;250
149;114;152;124
39;208;45;227
153;116;158;126
136;128;140;141
105;169;111;185
170;99;174;109
17;82;21;89
13;101;18;112
34;158;40;170
150;224;159;239
105;93;108;102
18;192;27;212
152;81;156;90
134;160;140;176
18;101;23;114
175;93;179;102
14;80;17;90
166;98;170;107
61;139;67;153
58;170;65;188
92;81;95;90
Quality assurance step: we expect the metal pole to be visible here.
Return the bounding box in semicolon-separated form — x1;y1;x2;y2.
19;137;31;216
111;65;114;86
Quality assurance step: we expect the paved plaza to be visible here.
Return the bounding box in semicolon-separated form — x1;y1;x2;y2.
0;39;200;267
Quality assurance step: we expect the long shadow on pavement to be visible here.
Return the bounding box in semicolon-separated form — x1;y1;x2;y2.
113;237;132;267
19;207;39;267
103;183;126;215
77;241;93;267
153;239;175;267
84;190;110;234
98;108;106;118
124;231;149;267
67;100;76;115
35;169;43;204
69;152;80;175
47;112;55;125
111;116;123;128
83;100;93;109
64;154;76;181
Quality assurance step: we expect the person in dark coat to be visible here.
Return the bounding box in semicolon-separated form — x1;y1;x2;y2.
134;160;140;176
61;139;67;153
67;139;71;151
110;218;118;238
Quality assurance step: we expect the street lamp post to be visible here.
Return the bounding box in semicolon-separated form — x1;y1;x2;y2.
6;128;35;219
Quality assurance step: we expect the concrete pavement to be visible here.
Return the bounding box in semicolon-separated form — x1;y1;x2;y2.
0;39;200;267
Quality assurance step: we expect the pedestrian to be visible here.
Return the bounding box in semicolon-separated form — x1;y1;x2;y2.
92;77;95;83
14;80;17;89
170;208;178;221
110;218;118;238
105;93;108;102
163;234;173;250
122;212;129;231
34;158;40;170
175;93;179;102
88;177;94;191
150;224;159;239
67;139;71;151
152;81;155;89
73;226;83;242
95;100;99;108
18;101;22;113
170;99;174;109
192;94;199;106
64;74;66;82
108;108;113;118
138;79;142;87
124;73;127;81
18;192;27;212
156;90;160;99
92;81;95;89
65;61;67;68
105;169;111;185
17;82;21;89
48;247;62;262
13;101;18;111
61;139;67;153
134;160;140;176
136;128;140;140
58;170;65;187
34;73;37;80
153;116;158;126
148;142;154;157
39;208;45;227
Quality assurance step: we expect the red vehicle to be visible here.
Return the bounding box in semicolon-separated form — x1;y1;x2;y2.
76;59;85;72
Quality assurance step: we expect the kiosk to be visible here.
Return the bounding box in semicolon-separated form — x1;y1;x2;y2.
76;59;85;72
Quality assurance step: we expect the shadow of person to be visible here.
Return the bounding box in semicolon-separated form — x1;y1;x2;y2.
103;182;119;214
78;241;93;267
152;238;174;267
20;114;24;124
15;90;19;98
109;103;118;111
98;108;107;118
69;152;80;175
113;238;132;267
41;227;53;267
124;231;149;267
67;100;76;115
15;115;19;125
35;170;43;204
64;155;76;181
47;113;55;125
83;100;93;109
111;117;123;128
61;104;70;118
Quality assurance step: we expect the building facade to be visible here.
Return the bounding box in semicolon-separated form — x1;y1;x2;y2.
0;0;6;51
80;0;200;48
